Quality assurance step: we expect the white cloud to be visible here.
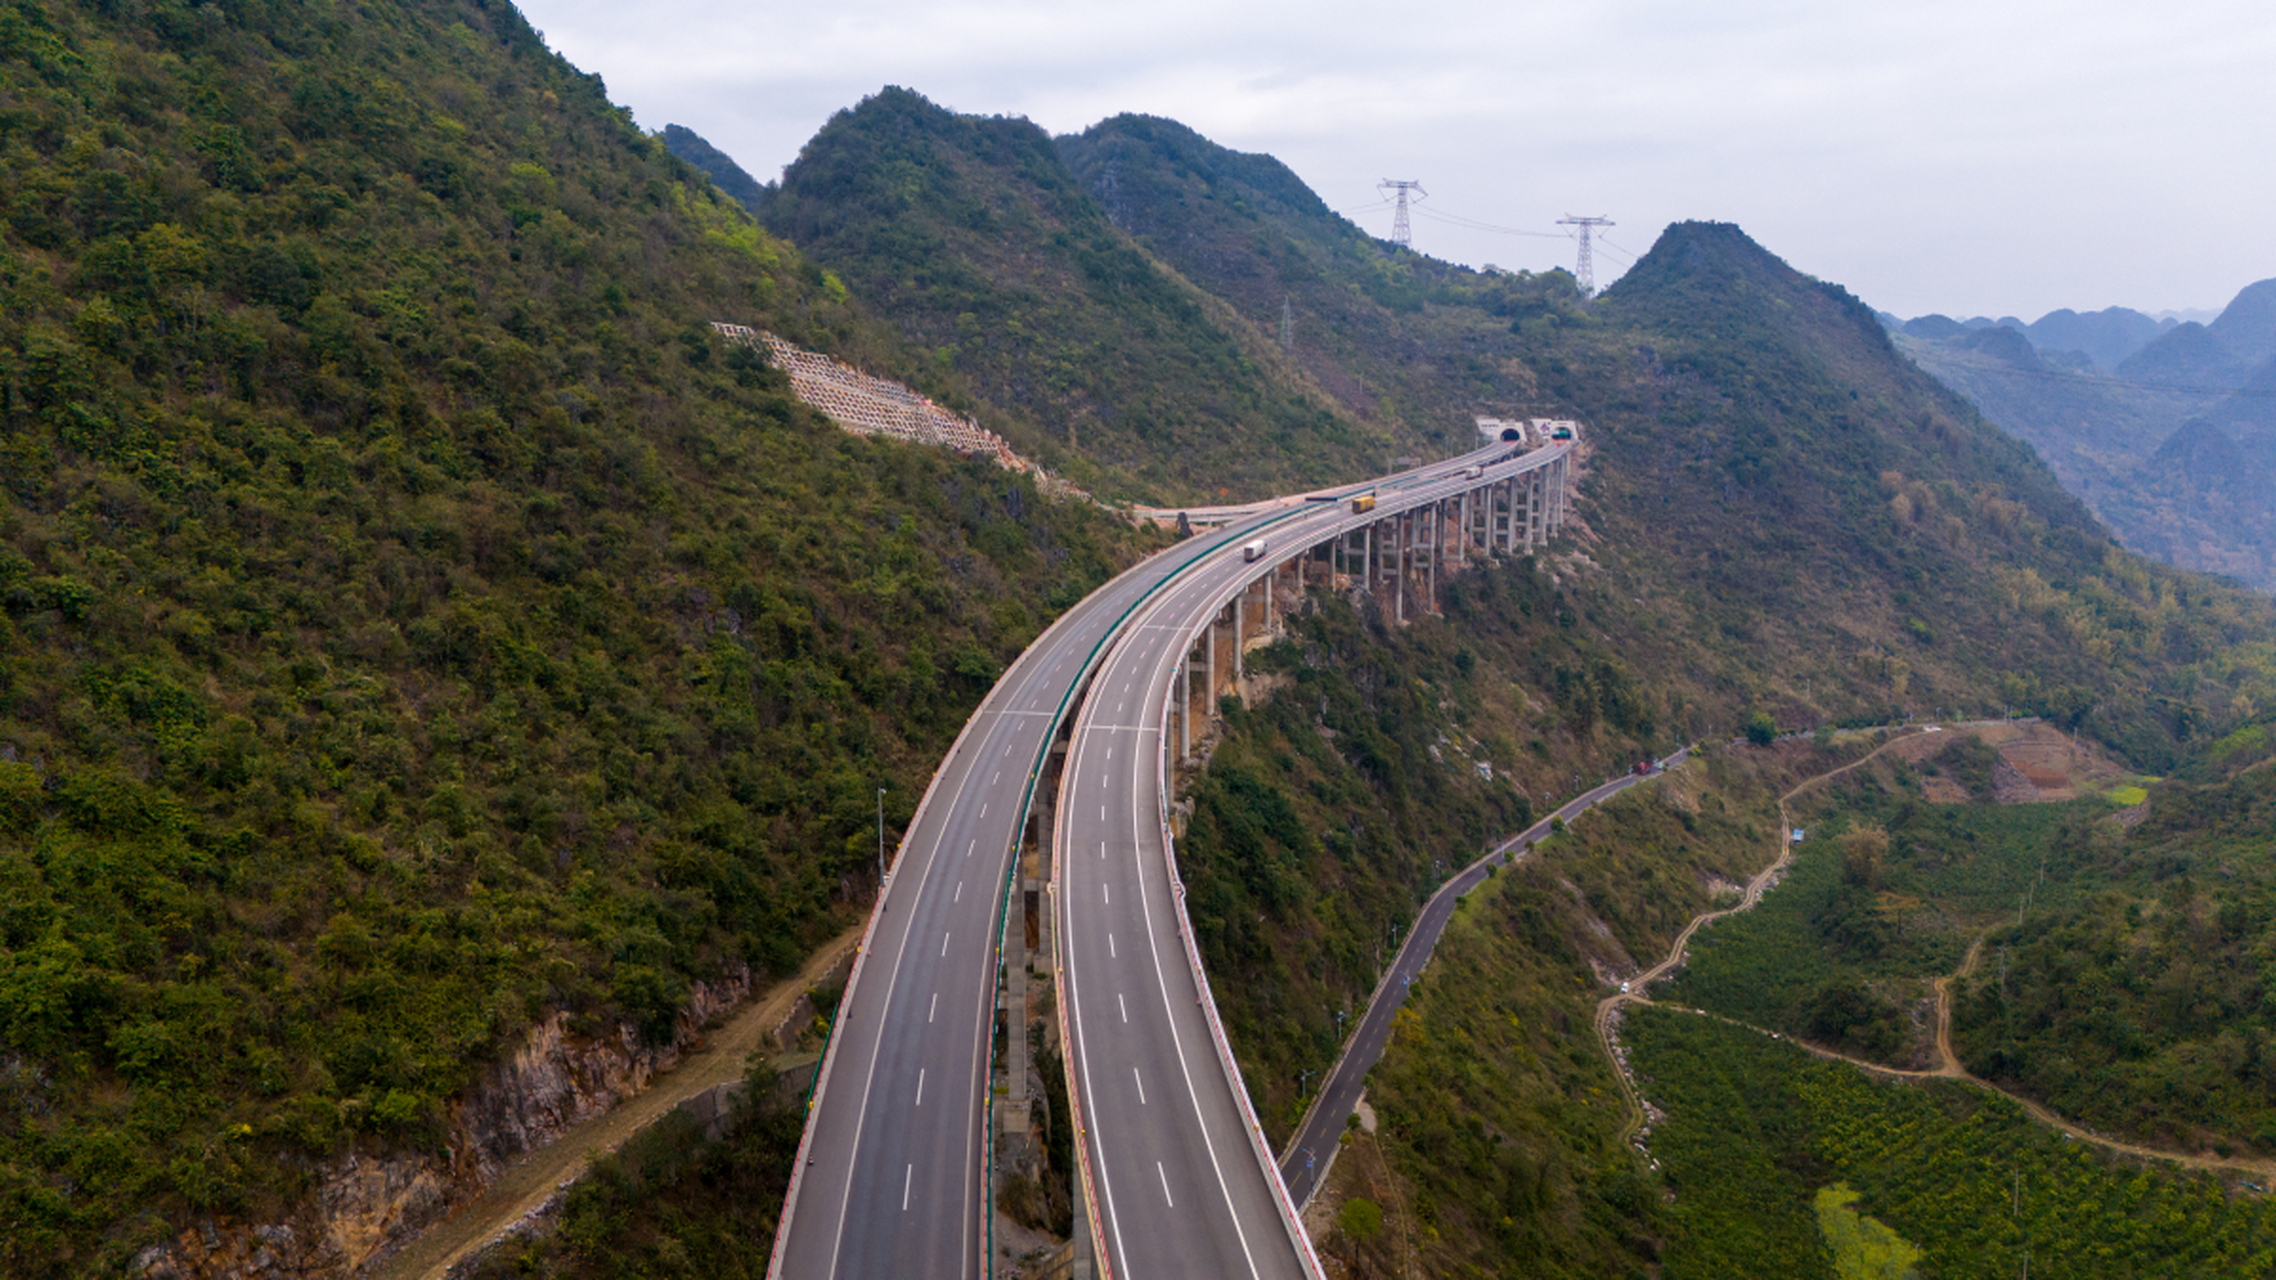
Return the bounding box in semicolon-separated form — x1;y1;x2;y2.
518;0;2276;319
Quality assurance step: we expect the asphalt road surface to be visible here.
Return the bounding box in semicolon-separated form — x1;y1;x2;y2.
1058;444;1571;1277
1277;748;1690;1207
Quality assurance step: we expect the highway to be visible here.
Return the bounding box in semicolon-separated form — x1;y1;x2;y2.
1276;749;1688;1208
767;532;1242;1279
772;437;1570;1279
1055;443;1570;1278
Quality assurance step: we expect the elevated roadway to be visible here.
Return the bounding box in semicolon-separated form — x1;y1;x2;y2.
768;537;1214;1278
772;438;1572;1279
1054;442;1573;1278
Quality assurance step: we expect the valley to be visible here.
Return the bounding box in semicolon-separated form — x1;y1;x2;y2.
8;2;2276;1278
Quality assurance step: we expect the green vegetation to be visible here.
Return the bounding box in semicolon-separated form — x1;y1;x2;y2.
0;0;1148;1266
1633;1008;2276;1278
1954;756;2276;1154
1055;113;1585;465
13;0;2276;1269
1177;556;1732;1141
760;89;1379;502
465;1064;804;1280
1359;845;1661;1278
1662;739;2137;1066
1813;1184;1920;1280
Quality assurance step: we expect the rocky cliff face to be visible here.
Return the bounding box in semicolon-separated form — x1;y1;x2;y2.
133;969;753;1280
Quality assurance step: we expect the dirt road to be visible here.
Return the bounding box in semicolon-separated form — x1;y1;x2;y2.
373;928;861;1280
1594;727;2276;1182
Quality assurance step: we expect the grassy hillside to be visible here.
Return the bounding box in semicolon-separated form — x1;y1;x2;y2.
0;0;1150;1269
1951;743;2276;1154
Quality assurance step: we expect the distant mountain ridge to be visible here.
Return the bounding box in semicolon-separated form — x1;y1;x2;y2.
1890;305;2173;370
1897;276;2276;589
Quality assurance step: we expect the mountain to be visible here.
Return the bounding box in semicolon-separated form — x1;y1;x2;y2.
2020;305;2166;370
1900;306;2165;370
660;123;768;213
758;89;1395;502
1899;277;2276;590
1891;324;2152;499
2117;277;2276;396
1053;112;1575;445
0;3;1149;1272
10;4;2276;1274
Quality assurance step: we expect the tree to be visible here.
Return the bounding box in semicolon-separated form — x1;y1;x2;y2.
1745;710;1778;746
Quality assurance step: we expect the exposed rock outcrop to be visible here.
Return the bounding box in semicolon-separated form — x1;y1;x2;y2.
133;969;753;1279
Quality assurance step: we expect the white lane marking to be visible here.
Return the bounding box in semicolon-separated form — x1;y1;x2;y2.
929;992;938;1023
1127;724;1265;1279
903;1163;913;1212
967;839;976;858
955;882;963;903
980;803;987;818
821;741;960;1279
916;1068;926;1106
1109;934;1117;958
941;932;951;957
1157;1162;1174;1208
1134;1067;1147;1105
1101;805;1107;821
1107;748;1113;761
992;771;1000;785
1103;883;1111;904
1119;993;1128;1023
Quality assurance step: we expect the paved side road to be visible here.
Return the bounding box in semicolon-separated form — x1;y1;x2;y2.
1276;749;1691;1207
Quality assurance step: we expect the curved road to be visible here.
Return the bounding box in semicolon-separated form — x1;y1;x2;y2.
772;439;1568;1278
1056;444;1573;1276
769;533;1236;1279
1275;750;1688;1207
770;443;1540;1278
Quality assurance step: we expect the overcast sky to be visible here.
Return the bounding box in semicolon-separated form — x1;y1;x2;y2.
516;0;2272;321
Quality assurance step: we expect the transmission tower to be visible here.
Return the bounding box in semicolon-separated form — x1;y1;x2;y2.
1379;180;1426;248
1558;214;1614;296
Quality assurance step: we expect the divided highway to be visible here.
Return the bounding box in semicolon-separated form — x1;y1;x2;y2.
1055;444;1569;1278
767;535;1227;1279
772;438;1571;1279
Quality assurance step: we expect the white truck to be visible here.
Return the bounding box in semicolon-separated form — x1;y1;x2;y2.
1241;538;1268;563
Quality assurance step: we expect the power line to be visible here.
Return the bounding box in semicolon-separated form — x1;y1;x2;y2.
1409;206;1568;239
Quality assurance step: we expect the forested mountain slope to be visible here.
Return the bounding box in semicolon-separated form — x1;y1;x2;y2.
757;88;1388;503
1123;218;2276;1276
0;0;1148;1270
1053;113;1578;452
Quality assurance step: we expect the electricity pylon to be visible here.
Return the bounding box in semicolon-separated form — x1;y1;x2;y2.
1558;214;1614;296
1380;180;1426;248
